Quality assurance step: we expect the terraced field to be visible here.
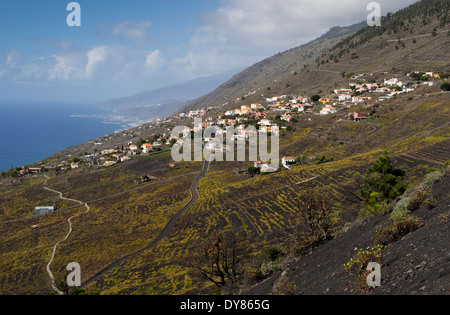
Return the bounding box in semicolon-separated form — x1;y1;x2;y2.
0;91;448;295
402;138;450;165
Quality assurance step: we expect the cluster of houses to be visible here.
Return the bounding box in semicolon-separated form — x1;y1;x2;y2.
321;71;444;119
82;135;175;168
253;156;296;173
165;70;444;173
19;70;443;177
180;73;427;128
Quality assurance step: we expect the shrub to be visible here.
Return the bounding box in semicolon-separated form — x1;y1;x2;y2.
245;246;286;284
311;95;321;102
407;184;435;211
375;214;420;246
344;245;384;293
439;212;450;223
441;82;450;91
264;246;285;262
424;167;448;185
279;191;338;257
273;277;297;295
391;196;411;217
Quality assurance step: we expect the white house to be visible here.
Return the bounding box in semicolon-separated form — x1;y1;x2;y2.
292;104;304;112
339;94;352;102
141;143;153;154
255;161;270;169
121;156;131;163
352;96;365;103
384;78;404;86
320;105;337;115
334;88;352;95
282;156;296;170
258;119;272;126
34;206;55;216
281;115;293;122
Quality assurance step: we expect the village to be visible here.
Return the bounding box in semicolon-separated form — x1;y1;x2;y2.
4;70;446;179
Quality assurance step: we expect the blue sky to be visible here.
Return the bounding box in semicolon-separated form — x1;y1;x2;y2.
0;0;418;104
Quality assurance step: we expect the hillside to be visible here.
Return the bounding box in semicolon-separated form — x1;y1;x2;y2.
97;69;240;124
182;22;366;115
0;0;449;296
245;165;450;295
183;0;450;116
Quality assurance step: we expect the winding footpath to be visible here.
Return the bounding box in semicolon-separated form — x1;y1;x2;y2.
42;152;315;292
43;176;91;295
81;156;211;289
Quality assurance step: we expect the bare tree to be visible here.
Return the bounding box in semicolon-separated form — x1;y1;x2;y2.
297;191;336;242
190;231;245;295
280;190;337;255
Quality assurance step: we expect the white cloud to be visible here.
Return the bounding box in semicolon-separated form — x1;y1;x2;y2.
30;38;73;51
144;49;166;72
47;54;83;81
1;45;160;84
85;46;108;79
111;20;152;47
6;51;22;69
169;0;419;79
0;1;420;102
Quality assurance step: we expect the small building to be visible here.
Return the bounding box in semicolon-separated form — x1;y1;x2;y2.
339;94;352;102
121;156;131;163
101;149;117;155
282;156;296;170
282;157;296;164
254;161;270;169
141;143;153;154
104;161;117;167
258;119;272;127
241;105;250;114
34;206;55;216
320;106;337;115
384;78;404;86
28;167;42;174
353;113;368;121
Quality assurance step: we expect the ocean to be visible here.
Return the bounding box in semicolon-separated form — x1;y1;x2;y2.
0;103;125;172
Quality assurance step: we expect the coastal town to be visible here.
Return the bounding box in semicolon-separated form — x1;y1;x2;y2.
2;70;447;179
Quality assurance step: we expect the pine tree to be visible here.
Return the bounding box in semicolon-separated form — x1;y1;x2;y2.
361;151;407;214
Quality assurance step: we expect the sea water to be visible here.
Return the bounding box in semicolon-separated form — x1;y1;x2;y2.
0;102;123;172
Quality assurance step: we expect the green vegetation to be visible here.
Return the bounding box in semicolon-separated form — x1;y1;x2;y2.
375;214;420;245
310;95;321;102
441;82;450;91
247;166;260;177
361;151;407;215
343;245;384;293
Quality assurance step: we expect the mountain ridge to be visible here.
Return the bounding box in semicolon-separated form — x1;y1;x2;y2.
97;69;242;122
181;22;367;114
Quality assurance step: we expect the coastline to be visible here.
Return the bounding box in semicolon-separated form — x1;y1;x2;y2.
0;103;127;172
